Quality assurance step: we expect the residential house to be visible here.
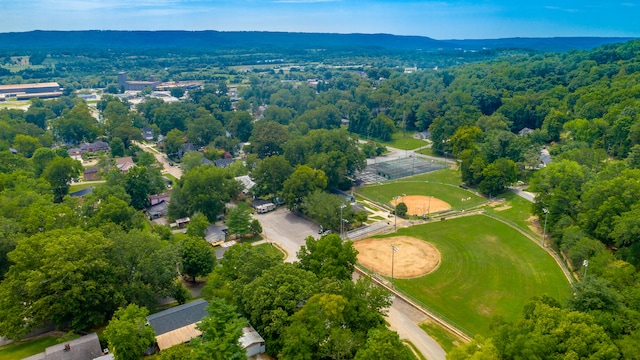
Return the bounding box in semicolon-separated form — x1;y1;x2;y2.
69;187;94;199
178;143;198;160
205;223;228;246
80;141;110;153
68;147;83;161
23;333;104;360
142;127;154;141
83;167;100;181
146;299;209;352
234;175;256;195
213;158;236;168
146;201;168;219
149;193;170;206
116;156;135;173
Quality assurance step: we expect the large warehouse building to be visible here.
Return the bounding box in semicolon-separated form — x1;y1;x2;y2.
0;82;62;100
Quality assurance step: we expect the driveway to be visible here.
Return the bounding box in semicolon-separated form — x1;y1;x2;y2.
256;207;319;262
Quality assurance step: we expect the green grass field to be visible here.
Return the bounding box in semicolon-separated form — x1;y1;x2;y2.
0;337;59;360
379;132;428;150
358;179;486;211
384;215;570;337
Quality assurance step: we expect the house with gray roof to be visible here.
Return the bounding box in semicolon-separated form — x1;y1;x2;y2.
23;333;104;360
146;299;209;352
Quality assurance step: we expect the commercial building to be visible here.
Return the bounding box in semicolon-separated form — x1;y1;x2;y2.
0;82;62;100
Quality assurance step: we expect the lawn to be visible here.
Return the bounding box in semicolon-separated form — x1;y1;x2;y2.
396;168;462;186
358;178;486;211
380;215;570;337
0;336;59;360
484;191;539;238
380;132;428;150
254;242;286;260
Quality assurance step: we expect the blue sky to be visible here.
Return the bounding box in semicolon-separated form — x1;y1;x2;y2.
3;0;639;39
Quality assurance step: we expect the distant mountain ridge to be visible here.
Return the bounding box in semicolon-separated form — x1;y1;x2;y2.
0;30;634;53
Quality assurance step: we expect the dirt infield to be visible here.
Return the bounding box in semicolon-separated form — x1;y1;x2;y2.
391;195;451;216
354;236;441;278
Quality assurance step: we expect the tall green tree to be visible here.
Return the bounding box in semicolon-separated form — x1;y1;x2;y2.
252;155;292;198
180;236;216;282
41;156;82;202
280;293;356;359
104;304;156;360
478;158;518;196
192;297;248;360
226;202;252;239
186;212;209;238
0;228;122;338
282;165;328;210
298;234;358;281
164;129;185;158
123;165;151;210
241;263;319;355
169;165;240;222
354;328;412;360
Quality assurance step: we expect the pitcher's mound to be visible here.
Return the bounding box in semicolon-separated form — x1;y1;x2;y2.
391;195;451;216
355;236;441;278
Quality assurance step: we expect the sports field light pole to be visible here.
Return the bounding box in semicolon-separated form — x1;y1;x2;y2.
390;244;399;288
542;208;549;247
342;219;349;240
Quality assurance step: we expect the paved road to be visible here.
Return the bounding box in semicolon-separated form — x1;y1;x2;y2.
256;207;319;262
133;140;183;179
509;187;535;202
387;297;446;360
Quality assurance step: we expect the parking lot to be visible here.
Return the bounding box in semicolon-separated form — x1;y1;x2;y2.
256;207;320;262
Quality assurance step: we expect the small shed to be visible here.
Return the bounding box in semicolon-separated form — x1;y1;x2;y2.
239;325;266;357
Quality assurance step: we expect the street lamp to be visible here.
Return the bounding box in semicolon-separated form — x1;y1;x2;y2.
542;208;549;247
390;244;399;288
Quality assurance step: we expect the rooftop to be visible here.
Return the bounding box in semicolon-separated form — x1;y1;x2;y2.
146;299;208;336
